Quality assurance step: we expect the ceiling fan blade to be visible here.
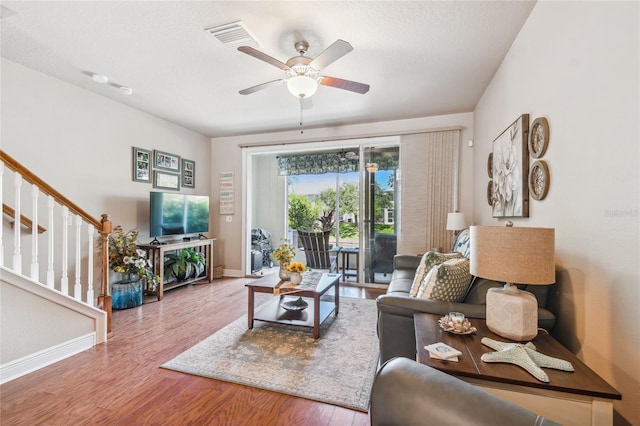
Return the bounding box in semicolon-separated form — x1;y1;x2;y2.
237;46;290;71
319;76;370;94
239;79;286;95
309;39;353;70
300;97;313;110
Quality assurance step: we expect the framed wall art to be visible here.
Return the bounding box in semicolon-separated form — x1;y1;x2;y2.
154;171;180;190
491;114;530;218
132;147;151;183
182;159;195;188
154;150;181;173
219;172;234;214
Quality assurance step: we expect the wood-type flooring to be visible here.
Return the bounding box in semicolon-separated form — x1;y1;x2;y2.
1;276;385;425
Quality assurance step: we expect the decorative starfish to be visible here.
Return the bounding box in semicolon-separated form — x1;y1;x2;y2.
480;337;574;382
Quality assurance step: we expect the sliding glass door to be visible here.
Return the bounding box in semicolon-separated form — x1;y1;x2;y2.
361;146;399;284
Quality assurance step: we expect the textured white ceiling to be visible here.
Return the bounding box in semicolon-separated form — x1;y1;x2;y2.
1;1;535;137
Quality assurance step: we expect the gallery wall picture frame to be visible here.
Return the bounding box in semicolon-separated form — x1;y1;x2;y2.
154;170;180;191
491;114;530;218
132;147;152;183
219;172;234;214
154;150;181;172
182;159;195;188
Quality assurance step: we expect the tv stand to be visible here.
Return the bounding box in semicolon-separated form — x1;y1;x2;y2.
139;238;216;301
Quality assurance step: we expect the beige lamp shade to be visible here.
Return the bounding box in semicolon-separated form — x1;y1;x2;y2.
470;224;555;341
446;212;468;231
470;225;555;285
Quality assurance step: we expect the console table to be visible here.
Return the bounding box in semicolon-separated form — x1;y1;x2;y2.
414;313;621;426
139;238;216;300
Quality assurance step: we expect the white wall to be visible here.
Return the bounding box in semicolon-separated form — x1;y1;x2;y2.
473;2;639;423
212;113;474;275
1;59;211;287
1;59;211;239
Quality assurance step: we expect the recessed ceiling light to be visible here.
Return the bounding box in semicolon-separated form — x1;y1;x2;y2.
118;86;133;96
91;74;109;84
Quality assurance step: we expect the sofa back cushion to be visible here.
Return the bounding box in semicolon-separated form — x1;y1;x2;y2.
463;277;555;308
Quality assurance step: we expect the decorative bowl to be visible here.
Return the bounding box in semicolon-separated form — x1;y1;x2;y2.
438;314;477;335
280;296;308;311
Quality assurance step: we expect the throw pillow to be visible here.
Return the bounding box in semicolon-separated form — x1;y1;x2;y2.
409;251;463;297
416;258;472;302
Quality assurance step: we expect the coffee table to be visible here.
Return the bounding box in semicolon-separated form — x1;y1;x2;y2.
414;313;621;426
246;272;341;339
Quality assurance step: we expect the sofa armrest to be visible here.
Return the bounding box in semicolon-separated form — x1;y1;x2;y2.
392;254;421;270
370;358;559;426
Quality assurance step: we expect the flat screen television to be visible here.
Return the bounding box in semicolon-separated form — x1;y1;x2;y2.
149;192;210;238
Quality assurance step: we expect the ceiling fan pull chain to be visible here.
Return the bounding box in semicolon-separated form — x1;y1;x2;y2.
299;98;304;134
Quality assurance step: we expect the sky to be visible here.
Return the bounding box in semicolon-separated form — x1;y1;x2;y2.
289;170;393;195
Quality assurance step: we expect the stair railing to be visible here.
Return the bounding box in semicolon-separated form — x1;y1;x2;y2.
0;150;113;332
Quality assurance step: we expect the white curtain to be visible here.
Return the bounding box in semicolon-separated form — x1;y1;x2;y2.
399;129;460;255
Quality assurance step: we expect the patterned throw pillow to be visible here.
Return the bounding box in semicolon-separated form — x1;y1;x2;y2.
409;251;463;297
451;228;471;258
416;258;472;302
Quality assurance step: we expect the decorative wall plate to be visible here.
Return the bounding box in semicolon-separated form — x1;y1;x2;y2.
487;153;493;178
487;180;494;206
529;117;549;158
529;160;550;200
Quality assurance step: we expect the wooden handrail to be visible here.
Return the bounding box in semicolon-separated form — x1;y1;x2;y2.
2;203;47;234
1;150;101;230
1;149;113;334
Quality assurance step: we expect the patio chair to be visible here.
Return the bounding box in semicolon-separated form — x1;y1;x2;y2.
297;230;341;273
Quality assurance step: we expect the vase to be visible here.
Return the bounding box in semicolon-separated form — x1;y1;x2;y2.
279;263;290;281
111;274;143;310
289;271;302;285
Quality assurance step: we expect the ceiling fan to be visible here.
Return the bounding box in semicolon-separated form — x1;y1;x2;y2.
237;39;370;102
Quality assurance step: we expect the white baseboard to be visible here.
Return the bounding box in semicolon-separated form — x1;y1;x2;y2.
0;332;96;384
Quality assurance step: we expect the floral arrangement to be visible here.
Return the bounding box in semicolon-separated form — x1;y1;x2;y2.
287;262;306;273
108;226;160;290
270;239;296;264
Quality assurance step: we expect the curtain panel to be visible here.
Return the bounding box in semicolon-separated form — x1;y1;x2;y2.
399;130;460;255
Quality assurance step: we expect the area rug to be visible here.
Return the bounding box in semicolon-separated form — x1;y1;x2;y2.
161;297;379;412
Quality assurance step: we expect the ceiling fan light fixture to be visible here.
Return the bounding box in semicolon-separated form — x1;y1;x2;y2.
287;75;318;99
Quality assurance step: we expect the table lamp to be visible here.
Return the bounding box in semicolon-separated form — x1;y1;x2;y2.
470;223;555;341
446;212;468;236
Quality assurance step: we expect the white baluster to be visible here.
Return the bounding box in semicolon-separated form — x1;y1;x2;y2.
60;206;69;295
0;163;4;267
87;225;95;306
46;196;55;287
13;173;22;274
30;186;40;281
74;215;82;301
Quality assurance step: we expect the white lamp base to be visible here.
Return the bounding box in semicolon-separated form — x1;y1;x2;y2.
486;283;538;341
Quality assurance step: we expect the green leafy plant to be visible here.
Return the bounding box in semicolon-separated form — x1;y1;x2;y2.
288;194;318;231
164;248;205;282
108;225;160;290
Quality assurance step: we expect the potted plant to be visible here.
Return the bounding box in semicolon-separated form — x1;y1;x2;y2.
317;209;335;232
270;239;296;280
108;226;160;309
164;247;206;282
287;261;306;284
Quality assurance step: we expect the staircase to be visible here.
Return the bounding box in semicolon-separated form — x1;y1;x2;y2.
0;150;112;384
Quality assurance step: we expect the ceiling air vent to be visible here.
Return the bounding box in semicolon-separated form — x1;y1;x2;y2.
205;21;259;52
